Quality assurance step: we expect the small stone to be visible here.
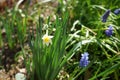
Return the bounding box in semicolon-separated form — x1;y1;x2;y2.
15;73;26;80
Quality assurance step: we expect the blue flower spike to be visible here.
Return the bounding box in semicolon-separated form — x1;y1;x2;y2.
101;10;110;22
105;25;113;37
114;8;120;15
80;52;90;67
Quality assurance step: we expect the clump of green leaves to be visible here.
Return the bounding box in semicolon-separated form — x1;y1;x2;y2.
29;13;74;80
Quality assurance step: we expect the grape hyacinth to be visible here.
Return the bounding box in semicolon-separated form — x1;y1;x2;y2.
80;52;90;67
114;8;120;15
105;25;113;37
101;10;110;22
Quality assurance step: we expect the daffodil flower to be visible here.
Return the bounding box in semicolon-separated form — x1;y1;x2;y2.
42;34;53;46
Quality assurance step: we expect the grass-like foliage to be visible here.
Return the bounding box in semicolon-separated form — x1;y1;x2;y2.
29;13;80;80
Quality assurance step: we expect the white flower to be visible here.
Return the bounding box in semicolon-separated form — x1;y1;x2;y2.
42;34;53;46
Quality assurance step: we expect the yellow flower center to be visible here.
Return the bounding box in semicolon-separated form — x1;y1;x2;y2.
44;36;50;43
